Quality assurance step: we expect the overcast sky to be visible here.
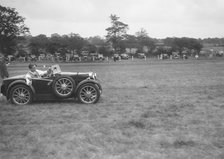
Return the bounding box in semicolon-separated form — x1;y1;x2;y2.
2;0;224;38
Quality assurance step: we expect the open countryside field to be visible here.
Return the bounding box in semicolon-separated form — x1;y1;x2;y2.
1;59;224;159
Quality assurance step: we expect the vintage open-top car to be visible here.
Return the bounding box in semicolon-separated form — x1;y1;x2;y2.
0;64;102;105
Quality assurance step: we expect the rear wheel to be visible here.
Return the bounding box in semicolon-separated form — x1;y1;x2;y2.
77;83;100;104
10;84;32;105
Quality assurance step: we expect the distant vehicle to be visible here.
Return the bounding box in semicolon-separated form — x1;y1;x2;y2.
72;54;80;61
161;54;169;59
55;54;66;62
182;54;188;59
173;54;180;59
7;55;15;62
113;54;120;61
81;56;92;61
120;53;129;60
216;51;224;57
29;56;37;61
136;53;146;59
172;52;180;59
1;64;102;105
97;54;105;60
82;56;88;61
94;54;105;61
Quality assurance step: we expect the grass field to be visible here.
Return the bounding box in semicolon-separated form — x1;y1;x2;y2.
1;59;224;159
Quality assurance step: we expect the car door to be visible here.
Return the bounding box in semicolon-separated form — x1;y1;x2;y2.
31;78;53;94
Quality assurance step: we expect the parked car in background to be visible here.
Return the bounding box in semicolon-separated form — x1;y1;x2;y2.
216;51;224;57
172;52;180;59
81;56;92;61
173;54;180;59
161;53;169;59
72;54;80;61
136;53;146;59
95;54;105;61
113;54;120;61
0;64;102;105
46;54;53;61
120;53;129;60
91;54;105;61
7;55;15;62
54;54;66;62
29;55;37;62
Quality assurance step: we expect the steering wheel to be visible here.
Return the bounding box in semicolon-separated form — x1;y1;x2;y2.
42;67;53;78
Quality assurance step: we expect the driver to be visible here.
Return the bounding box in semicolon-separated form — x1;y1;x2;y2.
25;63;52;85
26;63;51;78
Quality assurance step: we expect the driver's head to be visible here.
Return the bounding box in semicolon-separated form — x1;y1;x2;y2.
28;63;37;72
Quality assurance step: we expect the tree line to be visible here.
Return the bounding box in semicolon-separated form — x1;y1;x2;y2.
1;4;223;58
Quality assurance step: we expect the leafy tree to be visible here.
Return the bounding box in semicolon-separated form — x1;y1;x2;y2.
105;14;128;54
123;34;138;49
201;38;224;45
164;37;202;53
88;36;115;56
135;28;148;38
15;35;31;57
29;34;49;56
87;36;106;46
29;33;90;56
47;33;65;54
82;44;97;53
0;5;29;55
98;46;111;56
66;33;87;54
135;28;155;54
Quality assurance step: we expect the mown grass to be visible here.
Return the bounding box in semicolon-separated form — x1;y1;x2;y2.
1;59;224;159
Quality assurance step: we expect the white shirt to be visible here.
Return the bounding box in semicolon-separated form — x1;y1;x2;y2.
25;69;47;85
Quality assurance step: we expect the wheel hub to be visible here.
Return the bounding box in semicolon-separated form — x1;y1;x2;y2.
61;84;67;90
18;93;26;99
20;93;25;97
85;91;92;98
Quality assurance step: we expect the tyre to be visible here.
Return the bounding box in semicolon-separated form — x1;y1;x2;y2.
10;84;33;105
52;76;75;98
77;83;100;104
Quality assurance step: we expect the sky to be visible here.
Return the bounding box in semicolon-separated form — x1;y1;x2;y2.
2;0;224;39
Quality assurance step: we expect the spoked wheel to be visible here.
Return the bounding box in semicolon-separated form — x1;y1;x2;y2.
77;83;100;104
52;76;75;98
10;85;32;105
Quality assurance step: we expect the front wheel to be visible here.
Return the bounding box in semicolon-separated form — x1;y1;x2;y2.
52;76;75;98
77;83;100;104
10;84;33;105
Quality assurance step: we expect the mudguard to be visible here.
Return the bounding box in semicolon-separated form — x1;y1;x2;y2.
74;79;102;94
6;80;36;99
